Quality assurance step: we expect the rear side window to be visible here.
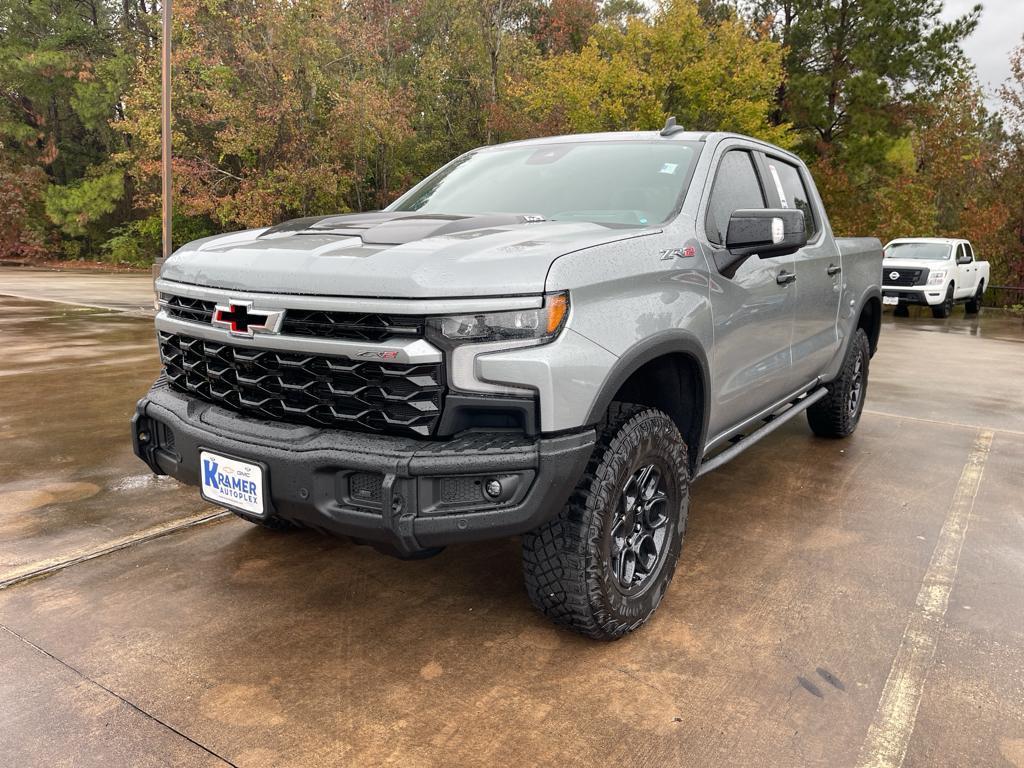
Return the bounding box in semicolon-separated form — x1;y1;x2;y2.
705;151;766;245
765;159;817;240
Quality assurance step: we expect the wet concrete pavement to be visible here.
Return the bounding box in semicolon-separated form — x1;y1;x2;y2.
0;279;1022;767
0;297;220;580
0;266;156;314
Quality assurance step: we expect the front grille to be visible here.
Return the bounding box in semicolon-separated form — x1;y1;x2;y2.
882;268;926;287
162;294;215;323
160;293;424;343
280;310;424;342
158;332;444;436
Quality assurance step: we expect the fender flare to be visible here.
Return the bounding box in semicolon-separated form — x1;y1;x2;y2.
583;330;712;464
854;285;882;354
824;286;881;384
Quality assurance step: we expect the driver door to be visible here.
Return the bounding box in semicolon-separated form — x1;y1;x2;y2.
955;243;978;296
702;147;797;440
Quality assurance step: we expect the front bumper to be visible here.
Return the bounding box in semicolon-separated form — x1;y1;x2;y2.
882;288;945;306
132;379;594;555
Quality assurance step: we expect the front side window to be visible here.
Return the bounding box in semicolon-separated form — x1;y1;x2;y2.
765;159;817;240
390;141;702;227
704;150;766;245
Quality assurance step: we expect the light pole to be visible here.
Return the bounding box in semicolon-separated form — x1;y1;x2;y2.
159;0;172;272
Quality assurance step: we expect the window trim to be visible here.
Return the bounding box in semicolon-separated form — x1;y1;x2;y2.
757;151;822;246
702;148;769;246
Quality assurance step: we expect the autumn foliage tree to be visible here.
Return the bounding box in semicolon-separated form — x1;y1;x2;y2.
1;0;1024;290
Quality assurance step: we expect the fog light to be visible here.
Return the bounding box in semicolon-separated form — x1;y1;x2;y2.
484;479;502;499
138;431;150;443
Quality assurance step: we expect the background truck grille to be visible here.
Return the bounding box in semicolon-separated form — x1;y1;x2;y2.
158;332;444;436
882;268;927;287
280;310;424;342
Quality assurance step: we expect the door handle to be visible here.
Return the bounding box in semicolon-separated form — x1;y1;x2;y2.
827;263;842;276
776;271;797;285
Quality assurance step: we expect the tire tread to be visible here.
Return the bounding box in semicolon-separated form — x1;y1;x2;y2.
521;403;688;640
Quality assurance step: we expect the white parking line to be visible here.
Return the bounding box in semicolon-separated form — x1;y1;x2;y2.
855;428;994;768
864;409;1024;438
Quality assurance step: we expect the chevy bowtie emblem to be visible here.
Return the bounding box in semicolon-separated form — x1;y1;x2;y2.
212;301;284;337
889;271;900;280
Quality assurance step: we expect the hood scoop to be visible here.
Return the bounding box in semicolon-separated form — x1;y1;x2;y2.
258;211;547;246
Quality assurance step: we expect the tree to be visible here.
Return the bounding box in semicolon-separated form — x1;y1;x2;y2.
0;0;141;256
511;0;791;144
998;40;1024;285
751;0;979;157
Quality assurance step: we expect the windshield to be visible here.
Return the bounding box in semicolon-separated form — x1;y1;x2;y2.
884;242;951;260
390;141;702;226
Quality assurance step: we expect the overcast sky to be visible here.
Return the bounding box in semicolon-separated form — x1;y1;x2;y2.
939;0;1021;108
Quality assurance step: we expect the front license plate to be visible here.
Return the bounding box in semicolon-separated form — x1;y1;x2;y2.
200;451;265;515
883;296;899;305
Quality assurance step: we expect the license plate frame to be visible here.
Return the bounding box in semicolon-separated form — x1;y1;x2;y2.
199;449;268;516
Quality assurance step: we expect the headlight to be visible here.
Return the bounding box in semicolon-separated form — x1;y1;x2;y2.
428;292;569;347
927;270;947;286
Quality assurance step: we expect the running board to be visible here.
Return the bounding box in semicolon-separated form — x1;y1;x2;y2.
696;387;829;479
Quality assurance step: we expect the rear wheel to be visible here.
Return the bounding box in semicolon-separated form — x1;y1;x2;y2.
965;282;984;314
931;284;954;318
807;328;870;438
893;304;910;317
521;404;689;640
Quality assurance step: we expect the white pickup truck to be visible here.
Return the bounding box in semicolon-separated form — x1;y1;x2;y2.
882;237;989;318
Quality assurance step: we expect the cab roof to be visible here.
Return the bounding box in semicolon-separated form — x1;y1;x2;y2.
886;237;967;246
484;130;802;163
491;130;708;148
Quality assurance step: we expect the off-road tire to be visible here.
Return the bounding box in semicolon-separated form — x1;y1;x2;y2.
521;404;689;640
965;282;984;315
931;284;954;319
807;328;870;439
231;510;297;531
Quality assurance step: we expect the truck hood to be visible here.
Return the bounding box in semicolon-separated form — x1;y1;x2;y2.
161;212;657;298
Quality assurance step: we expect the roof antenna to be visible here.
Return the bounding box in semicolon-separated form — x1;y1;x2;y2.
660;116;685;136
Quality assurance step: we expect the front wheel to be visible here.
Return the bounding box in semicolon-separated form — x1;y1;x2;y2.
807;328;870;438
931;284;954;318
521;404;690;640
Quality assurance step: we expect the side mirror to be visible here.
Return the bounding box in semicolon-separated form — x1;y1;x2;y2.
725;208;807;259
956;255;971;265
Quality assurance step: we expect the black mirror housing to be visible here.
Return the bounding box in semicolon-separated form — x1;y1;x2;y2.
725;208;807;259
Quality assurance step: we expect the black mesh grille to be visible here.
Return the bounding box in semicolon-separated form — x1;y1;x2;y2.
349;472;384;504
280;310;424;342
441;476;484;503
162;294;216;324
882;268;926;287
158;332;444;436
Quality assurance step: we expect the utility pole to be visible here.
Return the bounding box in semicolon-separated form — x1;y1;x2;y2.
159;0;172;273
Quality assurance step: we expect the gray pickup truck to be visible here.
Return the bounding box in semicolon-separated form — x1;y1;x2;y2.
133;123;882;639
